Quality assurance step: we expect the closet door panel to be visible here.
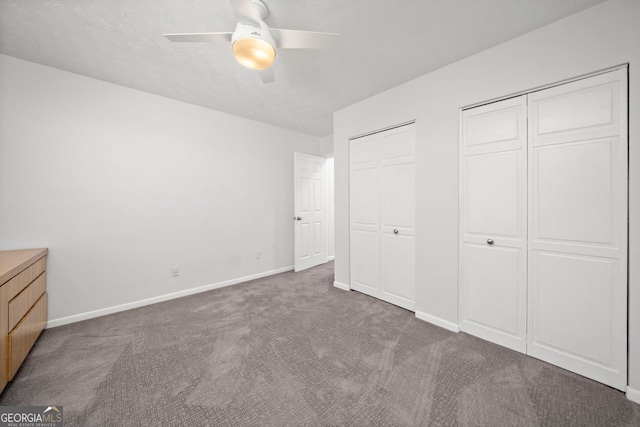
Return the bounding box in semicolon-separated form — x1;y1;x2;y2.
350;230;380;296
350;168;379;229
530;72;620;146
350;134;380;295
381;162;415;231
528;69;627;390
533;138;617;246
462;243;524;348
463;152;522;240
381;233;415;310
350;135;378;167
380;128;415;161
379;125;416;308
532;251;617;367
463;96;526;156
380;126;416;164
460;95;527;353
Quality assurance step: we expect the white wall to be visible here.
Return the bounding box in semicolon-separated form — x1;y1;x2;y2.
319;135;335;259
320;134;334;157
325;156;335;259
0;54;321;322
334;0;640;390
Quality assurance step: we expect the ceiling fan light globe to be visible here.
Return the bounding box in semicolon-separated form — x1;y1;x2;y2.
233;37;276;70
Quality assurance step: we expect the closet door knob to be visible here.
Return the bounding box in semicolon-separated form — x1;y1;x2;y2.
487;239;494;245
393;229;399;234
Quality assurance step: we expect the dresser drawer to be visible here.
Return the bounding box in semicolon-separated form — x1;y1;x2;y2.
3;257;46;301
8;272;46;332
8;292;47;379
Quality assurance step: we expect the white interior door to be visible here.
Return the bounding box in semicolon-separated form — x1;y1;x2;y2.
379;126;416;311
527;70;627;390
460;95;528;352
294;152;326;272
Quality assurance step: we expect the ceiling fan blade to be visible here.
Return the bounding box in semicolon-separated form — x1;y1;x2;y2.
230;0;260;27
164;32;233;43
259;68;275;84
270;29;340;49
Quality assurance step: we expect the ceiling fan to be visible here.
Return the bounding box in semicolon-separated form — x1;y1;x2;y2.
164;0;340;84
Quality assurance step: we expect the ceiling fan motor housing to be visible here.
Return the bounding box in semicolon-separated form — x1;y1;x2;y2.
231;21;276;50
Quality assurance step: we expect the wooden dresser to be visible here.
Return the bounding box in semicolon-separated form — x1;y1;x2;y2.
0;248;48;394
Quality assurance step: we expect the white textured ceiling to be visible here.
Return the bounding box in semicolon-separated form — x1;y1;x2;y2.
0;0;604;136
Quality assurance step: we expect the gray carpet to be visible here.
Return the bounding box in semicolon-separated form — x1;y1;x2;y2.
1;262;639;426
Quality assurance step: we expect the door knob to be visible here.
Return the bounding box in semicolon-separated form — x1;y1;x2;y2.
296;217;302;221
487;239;494;245
393;229;399;234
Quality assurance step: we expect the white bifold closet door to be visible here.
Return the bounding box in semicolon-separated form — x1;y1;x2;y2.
350;124;416;311
460;69;627;390
459;95;528;353
527;70;627;390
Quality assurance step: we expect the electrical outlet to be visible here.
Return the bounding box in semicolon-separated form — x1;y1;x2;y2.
256;250;261;259
171;267;180;278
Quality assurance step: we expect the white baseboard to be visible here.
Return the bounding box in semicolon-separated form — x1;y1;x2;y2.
327;255;335;261
415;310;460;333
46;265;294;328
627;387;640;404
333;281;350;291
